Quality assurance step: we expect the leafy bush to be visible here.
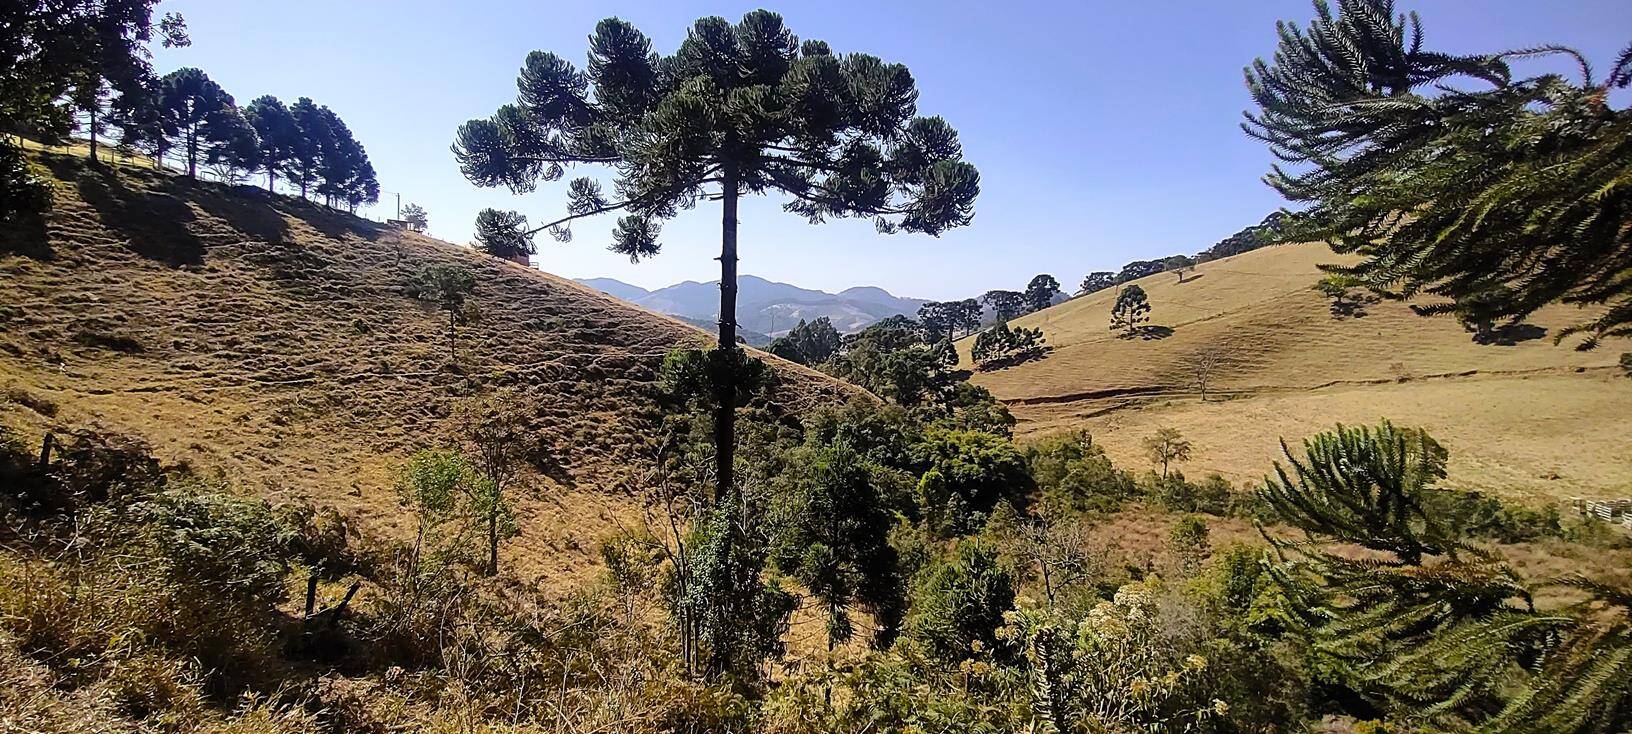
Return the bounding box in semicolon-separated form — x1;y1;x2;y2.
913;429;1033;536
1000;578;1226;732
1419;490;1563;543
1020;430;1136;516
905;541;1016;666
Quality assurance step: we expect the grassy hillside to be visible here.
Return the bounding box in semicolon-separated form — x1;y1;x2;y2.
0;152;859;585
960;241;1632;502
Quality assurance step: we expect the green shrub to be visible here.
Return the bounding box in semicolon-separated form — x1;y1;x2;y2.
905;541;1016;666
913;429;1032;537
1020;430;1135;516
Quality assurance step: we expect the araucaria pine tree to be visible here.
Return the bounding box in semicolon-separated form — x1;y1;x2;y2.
157;67;239;178
1110;284;1150;336
1245;0;1632;348
452;11;979;504
244;96;299;192
1259;420;1632;730
412;265;478;364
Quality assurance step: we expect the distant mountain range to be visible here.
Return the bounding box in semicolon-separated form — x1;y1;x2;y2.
575;275;927;341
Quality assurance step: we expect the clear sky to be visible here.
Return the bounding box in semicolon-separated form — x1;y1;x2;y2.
148;1;1630;300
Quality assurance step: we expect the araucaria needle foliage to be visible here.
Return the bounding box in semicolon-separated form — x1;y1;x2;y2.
1245;0;1632;348
1261;420;1632;731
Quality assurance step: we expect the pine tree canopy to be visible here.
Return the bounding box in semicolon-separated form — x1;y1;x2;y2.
1246;0;1632;348
453;11;980;260
1260;421;1632;730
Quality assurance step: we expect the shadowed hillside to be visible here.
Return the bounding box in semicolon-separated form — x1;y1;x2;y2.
960;242;1632;502
0;152;860;584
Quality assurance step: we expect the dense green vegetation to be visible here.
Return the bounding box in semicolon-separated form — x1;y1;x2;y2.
9;373;1625;731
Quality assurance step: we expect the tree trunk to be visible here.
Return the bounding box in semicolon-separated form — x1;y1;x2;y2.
267;169;275;193
87;106;98;165
186;129;197;178
714;158;740;504
486;512;498;576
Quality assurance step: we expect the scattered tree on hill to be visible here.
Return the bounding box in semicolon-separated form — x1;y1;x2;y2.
1183;338;1239;402
1197;211;1294;262
312;106;378;211
400;203;429;232
970;321;1046;370
1023;274;1061;313
1311;273;1373;319
473;209;533;262
951;298;983;338
412;265;479;364
67;5;188;166
1110;284;1150;337
244;96;299;192
1078;271;1115;296
453;12;979;540
1159;254;1194;273
202;107;260;182
454;392;527;576
157;67;239;178
1115;259;1166;284
1143;427;1190;480
1174;263;1195;283
768;317;841;366
980;289;1026;323
285;97;326;198
1246;0;1632;348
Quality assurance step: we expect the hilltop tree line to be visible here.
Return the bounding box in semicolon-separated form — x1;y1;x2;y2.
3;0;183;219
111;69;380;210
1;1;378;221
923;210;1293;333
1076;211;1299;297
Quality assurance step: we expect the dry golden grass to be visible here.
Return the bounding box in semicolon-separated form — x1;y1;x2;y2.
0;152;860;587
961;242;1632;502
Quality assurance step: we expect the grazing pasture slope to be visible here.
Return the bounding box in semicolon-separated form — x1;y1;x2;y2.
962;242;1631;502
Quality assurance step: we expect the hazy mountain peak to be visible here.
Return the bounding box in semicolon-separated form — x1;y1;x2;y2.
576;275;926;337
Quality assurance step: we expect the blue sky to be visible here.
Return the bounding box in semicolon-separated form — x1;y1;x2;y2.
149;1;1630;300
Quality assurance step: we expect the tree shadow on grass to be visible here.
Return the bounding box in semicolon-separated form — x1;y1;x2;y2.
274;195;384;243
1117;325;1174;341
1473;323;1547;346
180;182;291;245
0;207;51;260
46;156;205;267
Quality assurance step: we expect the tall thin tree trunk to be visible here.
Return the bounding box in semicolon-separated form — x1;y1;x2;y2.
186;130;197;177
87;106;98;165
486;512;498;576
714;158;739;504
267;169;275;193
